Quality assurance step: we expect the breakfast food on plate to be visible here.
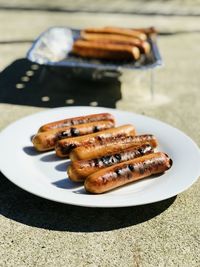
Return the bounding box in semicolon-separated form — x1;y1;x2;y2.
68;144;154;182
72;26;155;60
69;134;158;161
84;152;172;193
32;120;115;151
55;124;136;158
32;111;172;194
38;112;115;132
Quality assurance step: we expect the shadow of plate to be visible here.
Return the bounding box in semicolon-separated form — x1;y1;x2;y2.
0;172;176;232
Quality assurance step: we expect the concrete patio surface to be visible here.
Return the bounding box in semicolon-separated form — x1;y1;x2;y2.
0;1;200;267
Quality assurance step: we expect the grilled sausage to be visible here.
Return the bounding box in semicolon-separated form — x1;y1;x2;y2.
38;113;115;132
68;144;154;182
83;27;147;41
55;124;136;158
70;134;158;161
84;152;172;193
32;120;115;152
80;32;151;54
73;40;140;60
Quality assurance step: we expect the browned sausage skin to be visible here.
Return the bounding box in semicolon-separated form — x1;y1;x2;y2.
70;134;158;161
55;124;136;158
73;40;140;60
80;32;151;54
32;120;115;152
38;113;115;132
83;27;147;41
68;144;154;182
84;152;173;194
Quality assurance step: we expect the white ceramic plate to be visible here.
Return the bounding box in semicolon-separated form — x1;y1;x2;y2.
0;106;200;207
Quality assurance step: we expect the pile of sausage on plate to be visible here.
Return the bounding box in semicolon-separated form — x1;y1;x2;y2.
72;26;157;60
32;113;172;194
